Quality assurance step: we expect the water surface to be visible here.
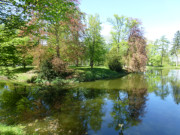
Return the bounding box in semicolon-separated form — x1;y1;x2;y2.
0;69;180;135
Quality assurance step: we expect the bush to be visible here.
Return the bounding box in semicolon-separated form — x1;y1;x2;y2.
108;57;123;72
27;76;37;83
51;57;68;75
39;58;57;81
38;57;73;81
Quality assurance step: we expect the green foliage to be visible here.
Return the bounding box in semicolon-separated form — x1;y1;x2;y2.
80;71;95;81
51;77;77;85
106;46;123;72
38;57;73;82
108;15;137;45
85;14;107;68
156;36;169;66
0;124;25;135
27;76;37;83
0;0;30;69
147;36;170;66
172;31;180;55
147;42;161;66
147;36;170;67
149;55;161;66
107;15;146;72
1;0;173;82
93;39;108;65
76;66;125;82
38;58;58;81
171;31;180;66
16;97;32;113
16;37;34;68
0;22;34;76
0;24;20;66
108;57;123;72
108;15;138;54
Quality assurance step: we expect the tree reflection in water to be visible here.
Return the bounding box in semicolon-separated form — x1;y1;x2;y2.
0;83;106;135
1;70;180;134
108;74;148;135
169;70;180;104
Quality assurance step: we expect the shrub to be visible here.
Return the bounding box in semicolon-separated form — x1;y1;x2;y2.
38;57;73;81
27;76;37;83
39;58;57;81
108;57;123;72
51;57;68;75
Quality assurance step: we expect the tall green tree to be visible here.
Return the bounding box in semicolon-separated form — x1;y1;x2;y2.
108;15;138;53
34;0;79;58
0;0;42;71
0;0;26;68
0;24;19;67
85;14;105;68
0;23;28;67
5;0;80;58
147;41;161;66
107;15;140;69
155;36;169;66
49;10;86;66
171;31;180;67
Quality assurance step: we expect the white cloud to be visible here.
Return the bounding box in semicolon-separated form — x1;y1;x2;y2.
101;23;112;43
145;24;180;42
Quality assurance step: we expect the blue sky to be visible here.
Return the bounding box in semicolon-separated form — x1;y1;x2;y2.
79;0;180;42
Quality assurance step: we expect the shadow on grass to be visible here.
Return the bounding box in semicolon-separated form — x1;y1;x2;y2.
0;131;17;135
75;67;128;82
77;67;126;74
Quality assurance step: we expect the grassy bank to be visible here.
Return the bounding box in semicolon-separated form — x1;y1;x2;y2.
0;124;25;135
72;66;127;82
146;66;180;70
0;66;127;84
0;66;37;84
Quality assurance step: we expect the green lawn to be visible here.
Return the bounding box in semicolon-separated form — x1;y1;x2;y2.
0;66;37;83
70;66;127;82
0;124;25;135
0;66;127;83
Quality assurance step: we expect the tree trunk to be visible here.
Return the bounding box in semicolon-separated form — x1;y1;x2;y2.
90;39;95;69
176;55;178;67
76;58;79;67
56;45;60;58
81;58;83;66
117;44;120;53
90;58;93;69
23;63;26;69
161;51;163;67
23;58;26;69
55;25;60;58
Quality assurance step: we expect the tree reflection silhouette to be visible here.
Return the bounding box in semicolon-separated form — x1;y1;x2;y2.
169;70;180;104
0;83;106;135
108;88;147;134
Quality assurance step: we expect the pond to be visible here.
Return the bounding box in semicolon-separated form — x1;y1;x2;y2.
0;69;180;135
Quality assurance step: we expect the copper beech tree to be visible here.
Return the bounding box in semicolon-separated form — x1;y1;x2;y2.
126;24;147;72
61;10;86;66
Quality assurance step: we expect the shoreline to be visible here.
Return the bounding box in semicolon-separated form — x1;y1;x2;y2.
0;66;128;86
